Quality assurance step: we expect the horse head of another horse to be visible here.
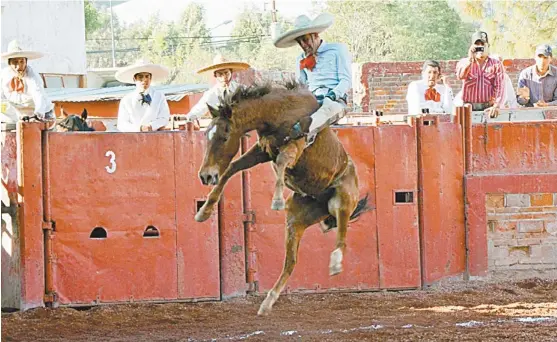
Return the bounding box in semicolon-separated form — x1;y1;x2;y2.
56;108;95;132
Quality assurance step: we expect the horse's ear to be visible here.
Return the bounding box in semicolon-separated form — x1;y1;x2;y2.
81;108;88;120
207;104;219;118
222;106;232;119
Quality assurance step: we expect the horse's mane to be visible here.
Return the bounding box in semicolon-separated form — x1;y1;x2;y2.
215;80;307;118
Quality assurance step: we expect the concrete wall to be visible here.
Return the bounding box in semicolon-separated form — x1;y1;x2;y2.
1;0;86;75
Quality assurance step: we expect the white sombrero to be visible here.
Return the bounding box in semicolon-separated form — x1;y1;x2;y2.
1;40;44;60
273;13;333;49
196;55;250;74
115;58;169;84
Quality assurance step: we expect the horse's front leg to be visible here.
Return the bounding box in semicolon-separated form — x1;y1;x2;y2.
271;141;303;210
196;143;271;222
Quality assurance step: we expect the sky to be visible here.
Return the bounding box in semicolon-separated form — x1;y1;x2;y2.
112;0;320;38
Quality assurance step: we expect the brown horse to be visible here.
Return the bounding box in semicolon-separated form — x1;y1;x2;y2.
195;83;369;315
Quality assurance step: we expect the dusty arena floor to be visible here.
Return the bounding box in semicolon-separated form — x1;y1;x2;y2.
3;278;557;341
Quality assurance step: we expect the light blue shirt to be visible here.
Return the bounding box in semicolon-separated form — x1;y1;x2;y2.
296;42;352;99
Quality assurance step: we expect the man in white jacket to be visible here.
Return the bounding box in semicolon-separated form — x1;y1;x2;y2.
115;59;170;132
184;55;250;123
406;60;453;115
1;40;54;123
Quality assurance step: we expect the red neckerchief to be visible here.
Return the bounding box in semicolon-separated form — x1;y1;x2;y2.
424;87;441;102
300;54;316;71
9;76;25;93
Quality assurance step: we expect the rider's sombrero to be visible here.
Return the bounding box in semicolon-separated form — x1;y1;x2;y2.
273;13;334;49
196;55;250;74
1;40;44;60
115;58;169;84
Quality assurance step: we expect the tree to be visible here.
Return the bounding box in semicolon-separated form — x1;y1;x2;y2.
323;0;474;62
225;6;299;71
84;0;107;38
450;0;557;58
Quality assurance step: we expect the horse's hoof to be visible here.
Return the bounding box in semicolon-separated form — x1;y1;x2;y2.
194;207;212;222
257;304;271;316
329;248;343;276
271;199;285;211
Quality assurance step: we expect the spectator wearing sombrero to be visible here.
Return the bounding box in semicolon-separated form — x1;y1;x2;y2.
274;13;352;147
1;40;54;122
115;58;171;132
184;55;250;122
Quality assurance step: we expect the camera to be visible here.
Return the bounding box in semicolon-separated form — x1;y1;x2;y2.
474;46;485;53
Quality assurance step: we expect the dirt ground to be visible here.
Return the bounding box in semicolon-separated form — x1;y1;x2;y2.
2;278;557;342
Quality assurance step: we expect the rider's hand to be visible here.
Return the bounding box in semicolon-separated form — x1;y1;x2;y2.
325;90;337;102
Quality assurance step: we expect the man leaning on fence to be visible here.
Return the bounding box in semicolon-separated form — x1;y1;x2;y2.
1;40;54;124
455;31;505;118
516;44;557;108
115;59;170;132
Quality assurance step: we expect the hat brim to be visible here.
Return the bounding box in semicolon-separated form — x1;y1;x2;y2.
196;62;251;74
273;13;333;48
1;51;44;60
115;64;169;84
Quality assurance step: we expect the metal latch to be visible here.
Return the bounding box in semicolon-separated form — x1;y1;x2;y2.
243;211;256;224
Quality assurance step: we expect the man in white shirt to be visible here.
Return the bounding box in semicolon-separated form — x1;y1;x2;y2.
406;60;453;115
184;55;250;122
115;59;170;132
1;40;54;123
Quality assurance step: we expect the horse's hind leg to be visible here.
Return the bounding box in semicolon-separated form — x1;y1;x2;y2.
328;161;359;276
271;141;303;210
258;193;328;316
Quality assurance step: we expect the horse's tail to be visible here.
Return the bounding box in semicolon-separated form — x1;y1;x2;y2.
322;193;372;230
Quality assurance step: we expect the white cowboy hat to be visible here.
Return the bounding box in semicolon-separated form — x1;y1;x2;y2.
115;58;169;84
196;55;250;74
1;40;44;60
273;13;334;49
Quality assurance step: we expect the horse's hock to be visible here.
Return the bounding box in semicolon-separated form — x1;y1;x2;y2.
1;109;557;310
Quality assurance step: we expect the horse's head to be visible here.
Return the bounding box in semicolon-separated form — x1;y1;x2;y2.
56;108;95;132
198;104;242;185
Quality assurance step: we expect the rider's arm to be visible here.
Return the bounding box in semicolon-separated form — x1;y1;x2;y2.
295;55;308;85
332;44;352;99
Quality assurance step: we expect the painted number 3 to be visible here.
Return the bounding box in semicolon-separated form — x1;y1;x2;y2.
105;151;116;174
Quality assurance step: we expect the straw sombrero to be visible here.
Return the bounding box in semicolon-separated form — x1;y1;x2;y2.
273;13;333;49
1;40;44;60
115;58;169;84
196;55;250;74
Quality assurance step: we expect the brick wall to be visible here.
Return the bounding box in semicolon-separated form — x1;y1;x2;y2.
486;193;557;275
355;58;554;113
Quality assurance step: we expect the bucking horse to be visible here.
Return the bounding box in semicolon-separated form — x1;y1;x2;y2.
195;82;369;315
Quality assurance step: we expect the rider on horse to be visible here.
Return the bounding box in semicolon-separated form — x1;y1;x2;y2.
1;40;55;123
274;13;352;146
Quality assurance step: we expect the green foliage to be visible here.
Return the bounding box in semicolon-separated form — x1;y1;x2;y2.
323;0;474;62
450;0;557;58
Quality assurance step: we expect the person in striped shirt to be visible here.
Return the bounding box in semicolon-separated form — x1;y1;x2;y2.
455;31;505;118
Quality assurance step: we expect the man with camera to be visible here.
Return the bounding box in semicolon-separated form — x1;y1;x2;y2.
455;31;504;118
